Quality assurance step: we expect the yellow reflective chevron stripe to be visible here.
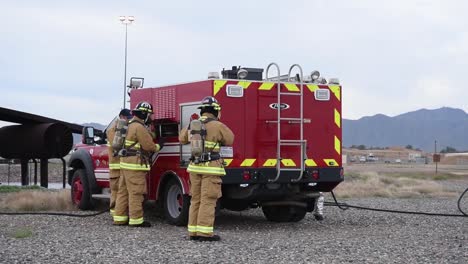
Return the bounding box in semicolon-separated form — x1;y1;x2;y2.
324;159;339;166
240;159;256;166
285;83;299;91
188;225;197;232
214;80;227;96
305;159;317;166
329;85;341;101
109;163;120;170
129;217;144;225
306;84;319;93
335;136;341;155
263;159;277;166
223;159;233;166
237;81;251;89
205;141;220;151
120;162;150;171
113;215;128;222
259;82;275;90
281;159;296;166
187;164;226;175
124;140;141;149
196;225;214;234
334;109;341;128
110;209;115;216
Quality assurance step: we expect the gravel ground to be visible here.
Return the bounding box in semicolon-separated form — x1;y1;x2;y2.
0;196;466;264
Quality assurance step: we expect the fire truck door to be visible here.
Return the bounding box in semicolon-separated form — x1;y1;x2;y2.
179;103;200;166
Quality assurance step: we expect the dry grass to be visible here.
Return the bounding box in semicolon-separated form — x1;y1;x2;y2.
0;189;75;211
11;228;33;239
335;171;458;198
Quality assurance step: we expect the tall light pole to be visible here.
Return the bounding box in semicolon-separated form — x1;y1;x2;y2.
119;16;135;108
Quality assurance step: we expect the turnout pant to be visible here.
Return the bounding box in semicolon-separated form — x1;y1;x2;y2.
109;169;120;216
113;169;147;225
188;173;222;237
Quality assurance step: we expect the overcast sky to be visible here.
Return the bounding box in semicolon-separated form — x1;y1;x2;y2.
1;0;467;125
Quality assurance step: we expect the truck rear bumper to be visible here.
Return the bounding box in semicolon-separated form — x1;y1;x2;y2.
221;167;344;200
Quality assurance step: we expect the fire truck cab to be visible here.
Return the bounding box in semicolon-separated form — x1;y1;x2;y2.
68;63;344;225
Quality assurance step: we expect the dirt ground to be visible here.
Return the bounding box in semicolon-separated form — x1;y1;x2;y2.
345;163;468;175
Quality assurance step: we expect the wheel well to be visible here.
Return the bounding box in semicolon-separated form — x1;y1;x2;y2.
68;159;85;185
157;172;185;202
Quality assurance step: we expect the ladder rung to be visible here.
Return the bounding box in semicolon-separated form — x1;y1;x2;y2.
279;117;302;121
280;143;303;146
279;92;302;96
280;139;306;143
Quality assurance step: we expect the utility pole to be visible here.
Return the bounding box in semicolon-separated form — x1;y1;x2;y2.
119;16;135;108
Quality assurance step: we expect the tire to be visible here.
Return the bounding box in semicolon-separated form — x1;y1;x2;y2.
71;169;94;210
163;178;190;226
262;205;307;222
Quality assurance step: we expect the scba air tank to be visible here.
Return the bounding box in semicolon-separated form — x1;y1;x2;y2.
112;119;129;152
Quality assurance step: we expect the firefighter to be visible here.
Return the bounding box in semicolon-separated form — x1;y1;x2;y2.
113;101;163;227
179;96;234;241
106;108;133;216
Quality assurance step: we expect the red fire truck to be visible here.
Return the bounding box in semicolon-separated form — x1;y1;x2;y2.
68;63;344;225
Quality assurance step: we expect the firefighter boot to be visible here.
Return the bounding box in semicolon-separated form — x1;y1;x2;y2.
130;221;152;227
198;235;221;242
189;236;200;241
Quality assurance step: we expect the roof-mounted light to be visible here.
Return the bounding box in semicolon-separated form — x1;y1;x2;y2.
311;70;320;81
329;78;340;84
208;72;220;79
237;69;248;79
127;77;144;97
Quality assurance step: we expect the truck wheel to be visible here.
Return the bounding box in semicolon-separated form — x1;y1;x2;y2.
71;169;94;210
262;205;307;222
163;178;189;226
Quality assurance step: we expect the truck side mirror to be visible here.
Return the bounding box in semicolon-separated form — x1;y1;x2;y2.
82;126;95;144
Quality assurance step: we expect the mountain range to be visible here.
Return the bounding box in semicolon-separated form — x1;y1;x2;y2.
343;107;468;152
74;107;468;152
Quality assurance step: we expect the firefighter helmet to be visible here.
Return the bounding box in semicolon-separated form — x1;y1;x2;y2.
198;96;221;111
133;101;154;113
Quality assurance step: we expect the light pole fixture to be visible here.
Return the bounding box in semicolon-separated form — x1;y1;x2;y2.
119;16;135;108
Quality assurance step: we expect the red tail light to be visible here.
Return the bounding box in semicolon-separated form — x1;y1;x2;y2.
312;170;319;180
243;171;251;181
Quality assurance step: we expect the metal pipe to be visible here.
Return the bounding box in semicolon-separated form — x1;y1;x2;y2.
265;63;282;183
123;23;128;108
61;157;66;189
21;158;29;186
33;159;38;185
7;159;11;185
40;158;48;188
287;64;305;182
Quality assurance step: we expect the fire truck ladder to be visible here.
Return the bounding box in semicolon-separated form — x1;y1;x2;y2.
266;63;306;183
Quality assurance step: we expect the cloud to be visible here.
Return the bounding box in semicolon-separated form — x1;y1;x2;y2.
1;0;468;125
